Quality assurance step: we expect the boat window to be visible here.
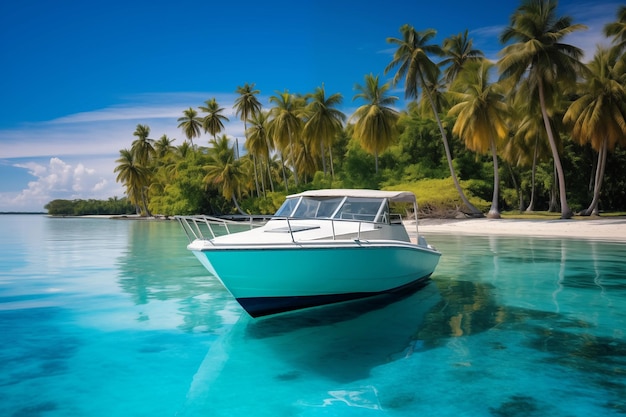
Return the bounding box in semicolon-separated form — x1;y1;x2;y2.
378;200;390;224
315;197;343;217
292;197;343;218
333;198;384;222
293;198;318;218
274;197;299;217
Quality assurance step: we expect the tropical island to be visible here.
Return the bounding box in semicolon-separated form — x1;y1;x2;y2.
51;1;626;219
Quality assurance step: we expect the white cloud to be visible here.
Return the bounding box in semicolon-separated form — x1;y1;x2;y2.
1;157;124;212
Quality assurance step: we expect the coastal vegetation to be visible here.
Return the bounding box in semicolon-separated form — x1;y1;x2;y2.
45;197;135;216
110;1;626;218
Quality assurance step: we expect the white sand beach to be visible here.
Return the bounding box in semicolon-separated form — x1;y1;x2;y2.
76;213;626;242
414;217;626;242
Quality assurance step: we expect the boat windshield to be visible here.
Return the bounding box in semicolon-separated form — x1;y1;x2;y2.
275;196;344;218
274;197;299;217
274;196;388;222
334;197;386;222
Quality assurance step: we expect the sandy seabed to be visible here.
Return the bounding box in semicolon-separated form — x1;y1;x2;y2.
413;217;626;243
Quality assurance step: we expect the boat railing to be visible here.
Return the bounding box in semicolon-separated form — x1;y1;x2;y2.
177;214;406;244
279;216;380;243
284;217;363;242
176;215;265;242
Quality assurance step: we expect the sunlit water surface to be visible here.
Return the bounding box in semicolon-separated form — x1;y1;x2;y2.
0;215;624;417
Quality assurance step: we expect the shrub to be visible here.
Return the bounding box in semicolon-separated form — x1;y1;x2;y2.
385;178;489;217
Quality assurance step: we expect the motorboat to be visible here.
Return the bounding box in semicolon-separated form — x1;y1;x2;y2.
177;189;441;317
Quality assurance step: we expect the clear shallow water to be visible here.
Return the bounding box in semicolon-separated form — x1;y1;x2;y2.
0;215;625;417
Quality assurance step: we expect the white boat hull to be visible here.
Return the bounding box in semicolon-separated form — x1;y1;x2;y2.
190;240;441;317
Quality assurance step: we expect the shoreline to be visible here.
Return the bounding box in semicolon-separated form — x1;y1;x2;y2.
412;217;626;243
46;213;626;243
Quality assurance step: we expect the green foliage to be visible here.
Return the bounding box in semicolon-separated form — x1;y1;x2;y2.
240;191;293;215
394;115;447;176
148;163;210;215
45;198;135;216
258;196;282;214
602;146;626;211
386;178;490;216
45;199;75;215
340;138;381;188
311;171;335;189
501;186;521;211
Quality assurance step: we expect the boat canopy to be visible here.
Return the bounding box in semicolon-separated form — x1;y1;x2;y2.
287;189;417;204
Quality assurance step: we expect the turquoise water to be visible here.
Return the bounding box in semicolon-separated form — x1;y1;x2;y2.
1;215;625;416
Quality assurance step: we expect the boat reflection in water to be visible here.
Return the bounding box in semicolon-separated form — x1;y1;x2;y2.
179;281;441;415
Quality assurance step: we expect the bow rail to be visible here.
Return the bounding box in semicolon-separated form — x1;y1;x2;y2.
176;215;264;243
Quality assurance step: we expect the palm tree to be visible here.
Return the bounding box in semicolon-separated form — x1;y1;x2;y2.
351;74;399;173
449;60;509;218
234;83;262;126
114;148;151;215
502;81;552;212
292;136;318;183
416;71;451;118
269;90;304;189
498;0;587;219
604;5;626;54
564;46;626;215
129;124;156;216
203;135;247;214
304;85;346;178
164;141;195;182
385;24;483;216
440;29;484;85
235;83;262;196
131;124;155;166
151;135;177;195
246;111;274;194
177;107;202;148
199;98;229;140
154;135;176;160
174;141;194;160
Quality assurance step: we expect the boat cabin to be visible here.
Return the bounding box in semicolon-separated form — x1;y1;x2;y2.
274;189;417;224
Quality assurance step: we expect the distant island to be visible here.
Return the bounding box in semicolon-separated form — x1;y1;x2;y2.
0;212;46;215
44;198;135;216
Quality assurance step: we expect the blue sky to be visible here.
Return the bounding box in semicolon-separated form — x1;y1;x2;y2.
0;0;618;212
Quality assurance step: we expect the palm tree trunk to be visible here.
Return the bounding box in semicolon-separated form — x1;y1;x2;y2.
506;163;524;211
374;151;379;174
328;145;335;179
538;80;572;219
280;153;289;193
421;74;483;217
232;196;247;215
141;186;152;217
265;141;275;193
320;141;327;174
252;155;260;198
526;138;538;212
583;137;608;216
266;157;275;193
488;138;501;218
259;160;267;198
287;129;299;186
243;120;260;197
549;163;559;212
588;146;597;193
